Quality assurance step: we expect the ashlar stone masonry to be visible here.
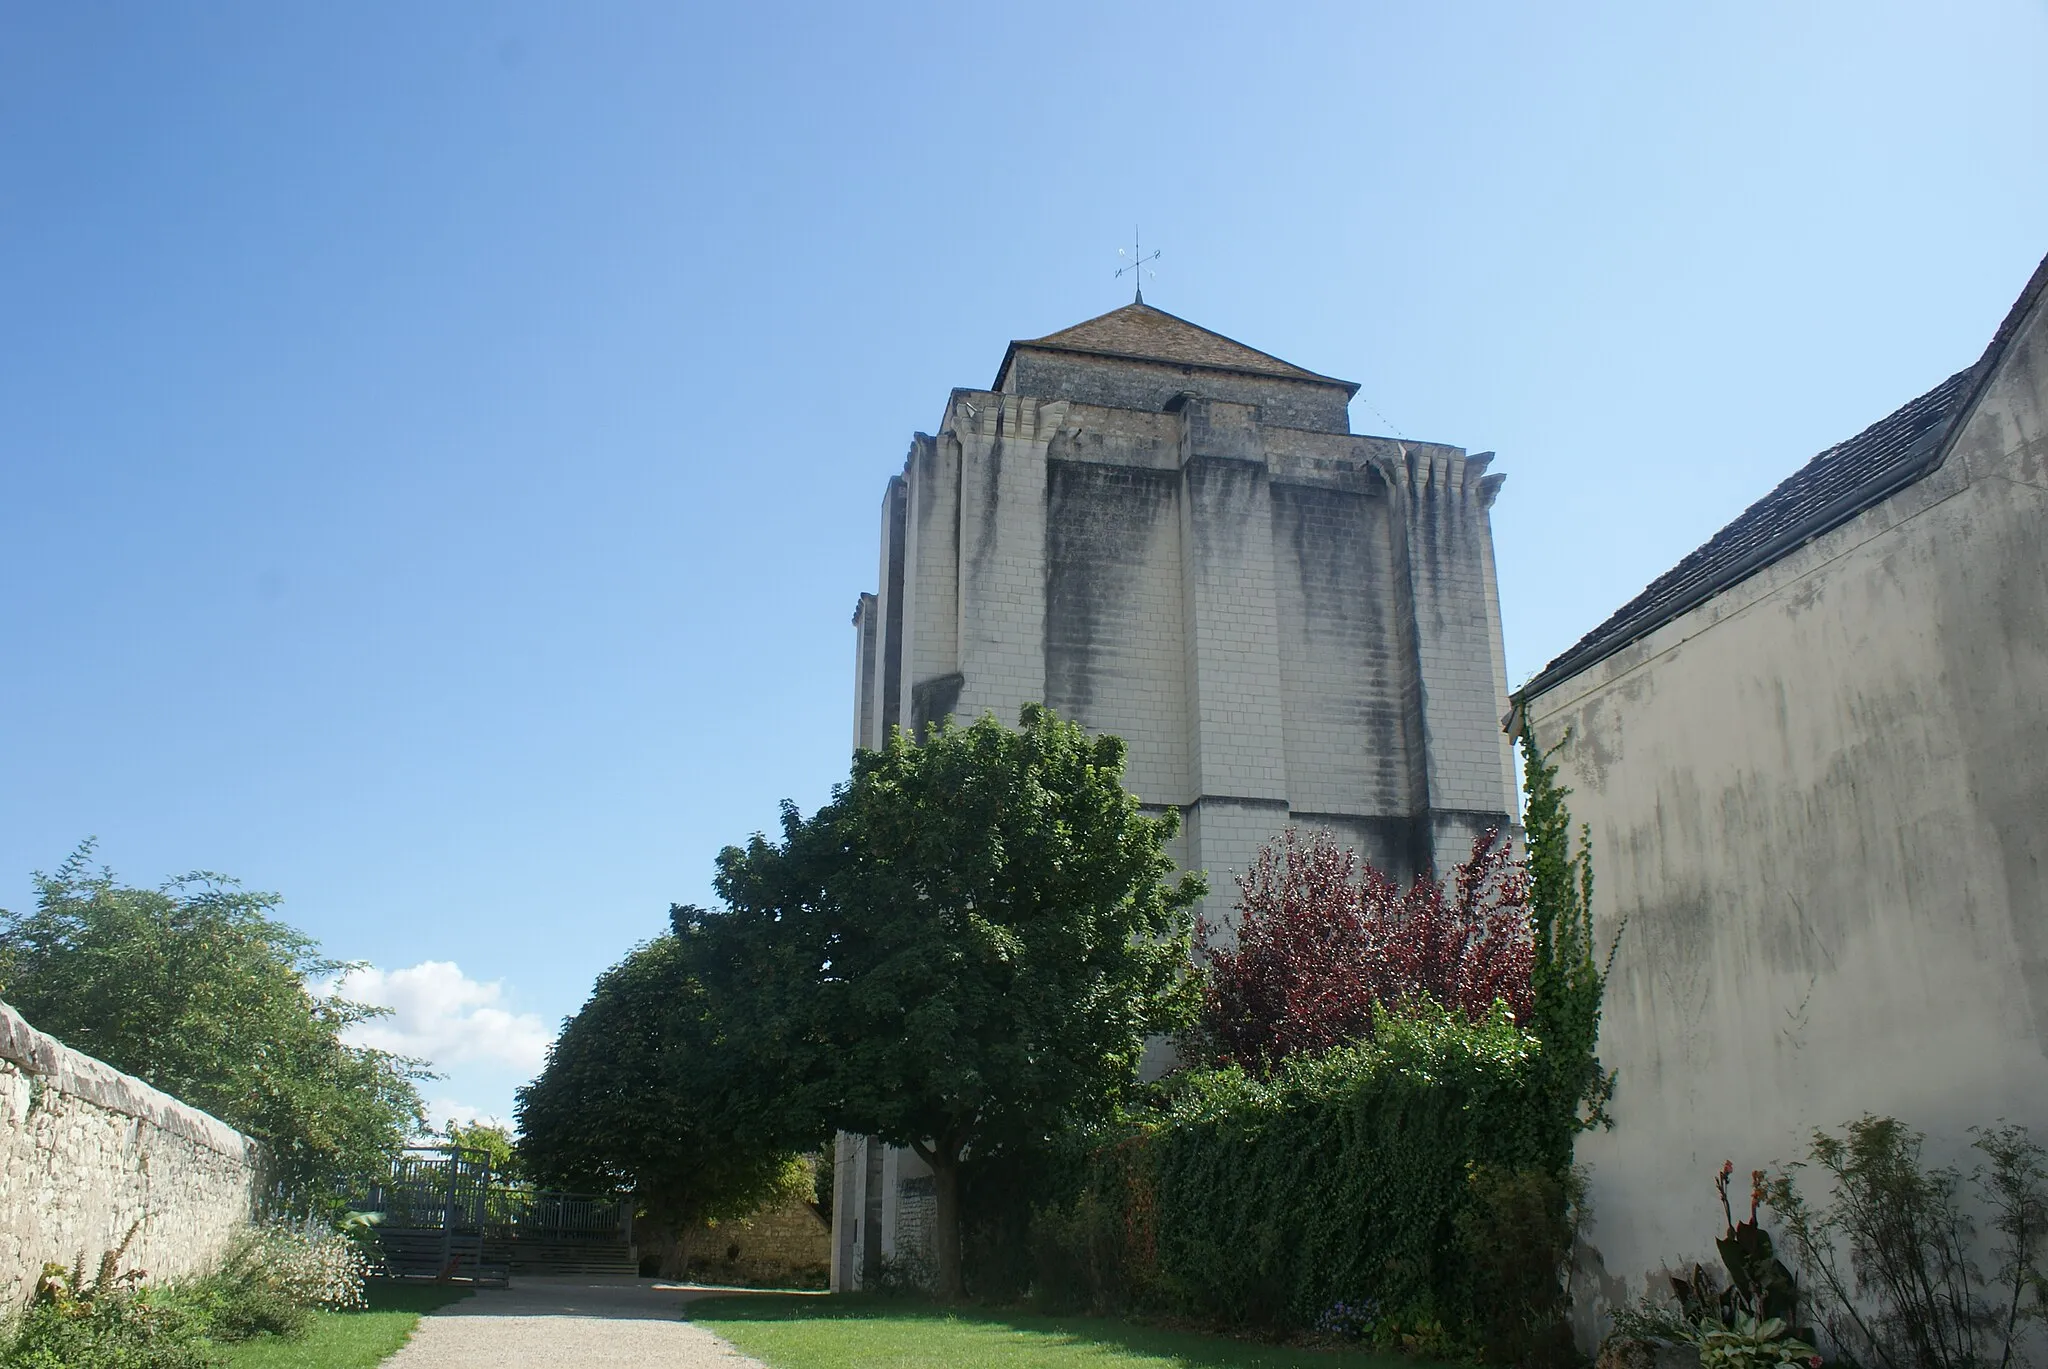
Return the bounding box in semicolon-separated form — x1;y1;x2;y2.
834;301;1518;1291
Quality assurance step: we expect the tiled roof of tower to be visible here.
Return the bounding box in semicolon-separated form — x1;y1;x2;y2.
1519;249;2048;705
994;302;1359;395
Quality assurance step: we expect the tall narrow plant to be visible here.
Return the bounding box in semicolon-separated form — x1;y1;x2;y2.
1765;1117;2048;1369
1519;730;1619;1172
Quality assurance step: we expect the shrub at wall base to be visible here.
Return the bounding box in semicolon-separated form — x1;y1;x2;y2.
1022;1004;1556;1335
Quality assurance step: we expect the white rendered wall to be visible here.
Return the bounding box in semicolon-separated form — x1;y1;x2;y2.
1526;292;2048;1335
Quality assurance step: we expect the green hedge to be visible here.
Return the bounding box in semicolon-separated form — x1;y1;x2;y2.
1023;1005;1552;1332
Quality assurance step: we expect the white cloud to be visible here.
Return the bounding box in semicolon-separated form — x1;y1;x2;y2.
425;1098;512;1135
331;961;553;1077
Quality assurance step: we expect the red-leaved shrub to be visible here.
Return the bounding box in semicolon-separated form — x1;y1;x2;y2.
1196;829;1534;1074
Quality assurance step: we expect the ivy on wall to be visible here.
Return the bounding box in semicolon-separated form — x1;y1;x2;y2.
1144;1005;1548;1328
971;730;1619;1345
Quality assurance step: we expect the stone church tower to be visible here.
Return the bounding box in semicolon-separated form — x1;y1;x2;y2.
831;301;1518;1289
850;300;1515;898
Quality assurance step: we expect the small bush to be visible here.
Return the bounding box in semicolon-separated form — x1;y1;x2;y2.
179;1272;311;1343
1025;1133;1163;1314
1196;828;1534;1076
1456;1162;1583;1367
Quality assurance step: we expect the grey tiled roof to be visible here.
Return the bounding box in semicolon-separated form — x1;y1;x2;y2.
994;302;1357;394
1521;371;1971;698
1520;248;2048;703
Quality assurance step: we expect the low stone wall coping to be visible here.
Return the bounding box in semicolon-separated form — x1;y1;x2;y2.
0;999;260;1165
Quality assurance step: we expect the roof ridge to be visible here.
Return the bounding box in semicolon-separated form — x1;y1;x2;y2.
994;301;1357;393
1025;302;1323;379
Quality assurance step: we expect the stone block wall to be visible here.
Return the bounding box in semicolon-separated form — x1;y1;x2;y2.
1045;457;1190;803
1006;351;1353;432
688;1190;832;1288
0;999;264;1308
853;389;1517;933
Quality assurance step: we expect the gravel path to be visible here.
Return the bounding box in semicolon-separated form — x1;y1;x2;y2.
382;1275;787;1368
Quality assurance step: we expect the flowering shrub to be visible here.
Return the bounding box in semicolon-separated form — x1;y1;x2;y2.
1197;827;1533;1073
4;1219;372;1367
247;1220;370;1311
177;1219;369;1344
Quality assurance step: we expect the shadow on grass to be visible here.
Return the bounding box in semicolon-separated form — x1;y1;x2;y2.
361;1281;477;1315
689;1292;1447;1368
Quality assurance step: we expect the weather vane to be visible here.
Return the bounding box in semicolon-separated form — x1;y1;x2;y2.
1116;228;1160;304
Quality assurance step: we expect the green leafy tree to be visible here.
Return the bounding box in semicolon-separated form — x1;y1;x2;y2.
514;933;815;1276
443;1117;520;1181
0;842;427;1193
706;704;1204;1297
1520;730;1620;1172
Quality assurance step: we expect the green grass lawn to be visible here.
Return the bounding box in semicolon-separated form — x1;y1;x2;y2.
213;1282;471;1369
692;1294;1439;1369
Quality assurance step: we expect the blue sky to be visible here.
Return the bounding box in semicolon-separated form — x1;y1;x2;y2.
4;1;2044;1127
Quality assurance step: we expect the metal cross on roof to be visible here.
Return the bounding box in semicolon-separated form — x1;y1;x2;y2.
1115;229;1160;304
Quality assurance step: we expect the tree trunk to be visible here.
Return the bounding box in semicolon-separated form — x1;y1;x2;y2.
931;1147;964;1300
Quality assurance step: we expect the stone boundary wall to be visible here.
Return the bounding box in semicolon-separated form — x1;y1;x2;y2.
686;1191;832;1288
0;999;264;1307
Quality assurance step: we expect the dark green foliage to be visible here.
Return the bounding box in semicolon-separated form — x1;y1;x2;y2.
179;1277;310;1344
442;1118;520;1181
1148;1006;1547;1329
957;1127;1097;1303
1520;731;1620;1173
0;844;427;1194
1021;1131;1163;1314
1766;1117;2048;1369
514;933;814;1270
995;734;1617;1347
1025;1006;1550;1335
1456;1163;1584;1368
705;705;1203;1297
811;1144;834;1215
3;1294;215;1369
5;1243;217;1369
